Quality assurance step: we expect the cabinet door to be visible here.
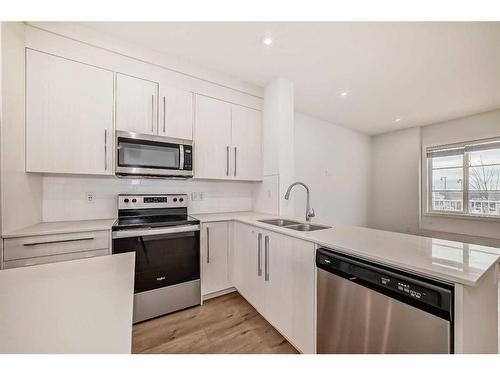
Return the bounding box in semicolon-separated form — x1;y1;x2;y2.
193;95;232;179
26;50;114;175
159;86;193;140
232;223;265;312
231;104;262;181
201;222;232;296
263;231;316;354
116;73;158;135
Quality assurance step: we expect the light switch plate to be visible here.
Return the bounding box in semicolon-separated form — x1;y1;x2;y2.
190;192;204;201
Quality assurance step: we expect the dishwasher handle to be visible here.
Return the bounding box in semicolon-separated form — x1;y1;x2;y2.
316;248;454;321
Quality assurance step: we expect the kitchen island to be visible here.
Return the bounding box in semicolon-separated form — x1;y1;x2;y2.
0;252;135;353
193;211;499;354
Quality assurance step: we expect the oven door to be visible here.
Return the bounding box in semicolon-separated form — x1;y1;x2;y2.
115;131;193;177
112;225;200;293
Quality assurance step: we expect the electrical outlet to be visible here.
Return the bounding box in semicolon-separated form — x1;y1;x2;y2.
199;192;204;200
86;192;96;203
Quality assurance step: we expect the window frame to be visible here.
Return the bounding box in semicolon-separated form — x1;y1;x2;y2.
425;136;500;220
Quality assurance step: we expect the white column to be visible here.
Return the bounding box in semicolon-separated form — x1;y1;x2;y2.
253;77;295;217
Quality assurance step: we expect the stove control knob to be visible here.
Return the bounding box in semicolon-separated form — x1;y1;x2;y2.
173;198;178;202
124;198;129;203
179;198;184;202
132;198;137;203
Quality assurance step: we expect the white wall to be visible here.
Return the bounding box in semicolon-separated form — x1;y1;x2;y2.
293;112;371;226
369;126;421;234
42;176;255;222
1;22;42;233
368;109;500;246
255;78;295;217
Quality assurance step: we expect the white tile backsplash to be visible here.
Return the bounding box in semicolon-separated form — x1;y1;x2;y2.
42;176;256;222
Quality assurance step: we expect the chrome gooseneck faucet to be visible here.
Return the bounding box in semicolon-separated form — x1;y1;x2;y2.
284;182;315;222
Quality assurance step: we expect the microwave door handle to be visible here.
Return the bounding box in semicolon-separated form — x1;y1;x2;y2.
179;144;185;170
163;96;166;134
151;95;155;133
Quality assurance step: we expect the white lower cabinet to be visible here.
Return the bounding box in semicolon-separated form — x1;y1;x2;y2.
232;223;316;353
201;222;232;296
2;230;111;269
233;223;265;312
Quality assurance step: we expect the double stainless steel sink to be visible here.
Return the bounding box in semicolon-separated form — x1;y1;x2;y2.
258;219;331;232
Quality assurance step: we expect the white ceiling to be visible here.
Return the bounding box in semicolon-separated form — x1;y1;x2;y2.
82;22;500;135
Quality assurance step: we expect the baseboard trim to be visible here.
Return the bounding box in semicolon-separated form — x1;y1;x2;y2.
202;286;237;301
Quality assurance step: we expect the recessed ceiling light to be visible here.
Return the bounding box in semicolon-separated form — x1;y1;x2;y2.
394;118;402;123
340;91;348;97
263;37;273;46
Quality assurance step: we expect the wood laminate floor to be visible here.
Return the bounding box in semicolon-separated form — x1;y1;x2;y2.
132;292;298;354
133;284;500;354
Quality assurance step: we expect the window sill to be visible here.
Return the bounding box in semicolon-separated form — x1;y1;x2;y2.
423;211;500;223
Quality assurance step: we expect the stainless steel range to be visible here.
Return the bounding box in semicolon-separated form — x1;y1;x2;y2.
112;194;201;323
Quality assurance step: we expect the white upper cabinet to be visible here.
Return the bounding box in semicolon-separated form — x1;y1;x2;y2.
26;49;114;175
116;75;193;139
231;104;262;180
194;95;262;181
159;86;193;140
115;73;159;135
194;95;232;179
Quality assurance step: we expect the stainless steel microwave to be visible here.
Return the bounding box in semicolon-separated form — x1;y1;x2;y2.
115;131;193;178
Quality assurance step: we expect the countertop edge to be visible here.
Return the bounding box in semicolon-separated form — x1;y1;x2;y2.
1;219;117;239
193;211;500;287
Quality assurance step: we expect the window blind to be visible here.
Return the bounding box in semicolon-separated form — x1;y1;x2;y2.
466;139;500;152
426;136;500;158
426;146;464;158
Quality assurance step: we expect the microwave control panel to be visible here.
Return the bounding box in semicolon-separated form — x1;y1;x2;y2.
183;146;193;170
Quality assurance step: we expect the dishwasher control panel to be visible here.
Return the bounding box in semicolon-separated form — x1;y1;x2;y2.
381;277;426;301
316;248;453;318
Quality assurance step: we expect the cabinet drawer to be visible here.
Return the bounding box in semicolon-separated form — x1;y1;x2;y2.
3;231;110;261
2;248;110;269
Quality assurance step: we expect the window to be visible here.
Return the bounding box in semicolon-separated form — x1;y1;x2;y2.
427;138;500;218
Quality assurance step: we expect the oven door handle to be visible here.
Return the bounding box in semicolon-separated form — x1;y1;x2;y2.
112;224;200;239
139;236;151;264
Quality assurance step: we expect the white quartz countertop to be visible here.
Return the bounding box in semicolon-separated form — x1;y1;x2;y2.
192;211;500;286
1;218;116;238
0;253;135;353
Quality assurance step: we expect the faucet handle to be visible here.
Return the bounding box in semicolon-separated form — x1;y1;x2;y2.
308;208;315;218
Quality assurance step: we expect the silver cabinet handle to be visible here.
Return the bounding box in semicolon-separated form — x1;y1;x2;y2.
226;146;230;176
151;95;155;133
234;147;237;176
206;226;210;264
23;237;95;247
104;129;108;170
162;96;166;134
257;233;262;276
264;235;270;281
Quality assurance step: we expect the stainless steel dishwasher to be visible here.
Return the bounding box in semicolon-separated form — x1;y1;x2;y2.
316;248;454;354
